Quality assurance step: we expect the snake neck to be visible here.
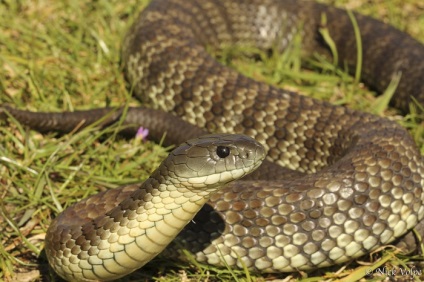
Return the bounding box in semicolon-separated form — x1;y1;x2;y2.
107;175;214;223
47;175;212;282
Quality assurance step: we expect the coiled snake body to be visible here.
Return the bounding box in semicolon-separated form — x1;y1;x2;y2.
1;0;424;281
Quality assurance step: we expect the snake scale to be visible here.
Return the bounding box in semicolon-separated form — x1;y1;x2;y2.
1;0;424;281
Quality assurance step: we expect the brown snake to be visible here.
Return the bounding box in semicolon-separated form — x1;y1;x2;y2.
1;0;424;281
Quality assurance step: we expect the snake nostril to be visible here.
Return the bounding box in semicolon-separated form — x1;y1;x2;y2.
216;146;230;158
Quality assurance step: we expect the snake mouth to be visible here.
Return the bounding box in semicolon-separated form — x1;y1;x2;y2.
178;156;264;190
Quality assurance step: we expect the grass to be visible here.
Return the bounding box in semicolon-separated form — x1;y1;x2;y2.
0;0;423;281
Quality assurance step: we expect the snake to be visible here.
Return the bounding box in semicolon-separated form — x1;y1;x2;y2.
1;0;424;281
44;134;266;281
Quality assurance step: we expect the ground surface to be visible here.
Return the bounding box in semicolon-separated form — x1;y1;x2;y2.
0;0;423;281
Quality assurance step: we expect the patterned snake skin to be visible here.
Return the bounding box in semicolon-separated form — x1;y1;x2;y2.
123;0;423;273
1;0;423;281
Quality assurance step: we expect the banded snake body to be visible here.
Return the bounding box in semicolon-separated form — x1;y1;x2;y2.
1;0;424;281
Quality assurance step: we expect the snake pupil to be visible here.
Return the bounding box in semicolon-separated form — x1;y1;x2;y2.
216;146;230;158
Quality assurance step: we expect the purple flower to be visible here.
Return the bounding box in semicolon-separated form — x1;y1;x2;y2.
136;127;149;140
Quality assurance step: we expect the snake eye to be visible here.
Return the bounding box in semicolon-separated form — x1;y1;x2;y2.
216;146;230;158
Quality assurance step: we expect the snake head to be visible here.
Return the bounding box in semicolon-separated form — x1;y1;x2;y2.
159;134;266;190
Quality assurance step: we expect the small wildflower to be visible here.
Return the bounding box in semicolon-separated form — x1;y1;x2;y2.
136;127;149;141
